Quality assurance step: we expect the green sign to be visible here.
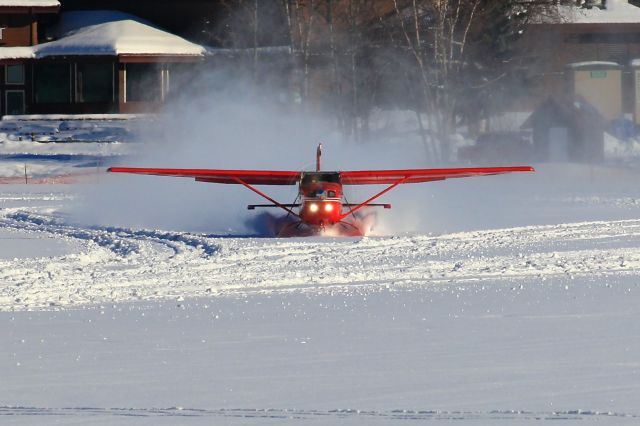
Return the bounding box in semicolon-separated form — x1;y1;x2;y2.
590;70;607;79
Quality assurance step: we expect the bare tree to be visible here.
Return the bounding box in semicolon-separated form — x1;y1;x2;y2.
280;0;320;104
208;0;578;157
382;0;574;161
278;0;376;137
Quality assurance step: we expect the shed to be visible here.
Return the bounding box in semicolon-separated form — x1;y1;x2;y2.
521;97;605;163
565;61;622;121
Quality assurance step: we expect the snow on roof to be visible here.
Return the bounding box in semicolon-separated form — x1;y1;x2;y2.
34;11;205;57
566;61;621;68
0;0;59;6
0;46;35;60
206;45;292;56
558;0;640;24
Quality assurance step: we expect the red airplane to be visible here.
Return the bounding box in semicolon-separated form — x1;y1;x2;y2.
107;144;534;237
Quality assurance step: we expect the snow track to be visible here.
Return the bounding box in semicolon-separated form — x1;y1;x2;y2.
1;406;637;422
2;203;640;311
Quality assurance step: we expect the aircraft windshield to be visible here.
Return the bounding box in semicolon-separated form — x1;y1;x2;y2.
301;173;340;185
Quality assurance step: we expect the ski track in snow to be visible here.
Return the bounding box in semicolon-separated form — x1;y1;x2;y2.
0;406;637;421
2;195;640;311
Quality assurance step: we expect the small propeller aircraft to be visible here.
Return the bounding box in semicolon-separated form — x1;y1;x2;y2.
107;144;534;237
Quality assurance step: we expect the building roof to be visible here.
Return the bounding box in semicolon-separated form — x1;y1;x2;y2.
566;61;622;69
0;46;34;59
521;97;605;130
0;10;205;60
558;0;640;24
40;10;205;57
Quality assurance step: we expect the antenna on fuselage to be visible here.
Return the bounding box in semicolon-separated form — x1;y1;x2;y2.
316;143;322;172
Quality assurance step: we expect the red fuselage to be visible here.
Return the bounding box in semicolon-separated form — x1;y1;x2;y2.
298;172;343;226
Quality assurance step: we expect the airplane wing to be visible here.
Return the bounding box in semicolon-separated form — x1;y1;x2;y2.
340;166;535;185
107;166;533;185
107;167;301;185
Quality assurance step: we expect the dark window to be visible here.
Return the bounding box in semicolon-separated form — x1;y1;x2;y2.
126;63;161;102
565;33;640;44
301;172;341;185
34;63;71;104
5;90;25;115
6;64;24;85
77;63;113;103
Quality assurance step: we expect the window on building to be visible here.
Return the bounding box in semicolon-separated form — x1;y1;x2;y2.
6;64;24;85
126;63;161;102
568;33;640;44
77;63;113;103
5;90;25;115
34;63;71;104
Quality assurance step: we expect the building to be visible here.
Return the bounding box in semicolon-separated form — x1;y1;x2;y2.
0;1;205;115
565;61;623;121
523;0;640;120
522;97;606;163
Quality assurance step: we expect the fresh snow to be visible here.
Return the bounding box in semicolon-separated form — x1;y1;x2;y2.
0;0;58;6
2;138;640;424
566;61;621;68
0;47;35;60
604;131;640;159
0;10;205;59
4;114;151;121
0;116;147;149
558;0;640;24
2;204;640;311
2;286;640;424
38;10;205;57
0;227;77;259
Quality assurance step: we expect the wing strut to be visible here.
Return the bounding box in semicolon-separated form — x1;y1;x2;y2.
338;175;410;221
232;176;301;218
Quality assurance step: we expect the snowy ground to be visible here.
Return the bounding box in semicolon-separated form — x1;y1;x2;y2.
2;134;640;424
0;116;143;181
2;198;640;310
3;284;640;425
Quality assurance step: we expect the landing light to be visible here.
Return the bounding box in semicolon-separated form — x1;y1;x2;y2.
325;203;334;212
309;203;319;212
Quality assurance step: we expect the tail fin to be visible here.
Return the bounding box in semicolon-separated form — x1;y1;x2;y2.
316;143;322;172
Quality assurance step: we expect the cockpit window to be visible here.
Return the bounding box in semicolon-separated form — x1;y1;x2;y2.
327;190;336;198
301;172;340;185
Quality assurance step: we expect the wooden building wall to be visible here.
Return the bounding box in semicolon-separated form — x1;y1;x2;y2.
519;23;640;114
0;14;37;47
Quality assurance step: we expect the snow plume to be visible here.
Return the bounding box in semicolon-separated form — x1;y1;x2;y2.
68;66;444;235
69;68;640;237
71;71;316;234
381;162;640;236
